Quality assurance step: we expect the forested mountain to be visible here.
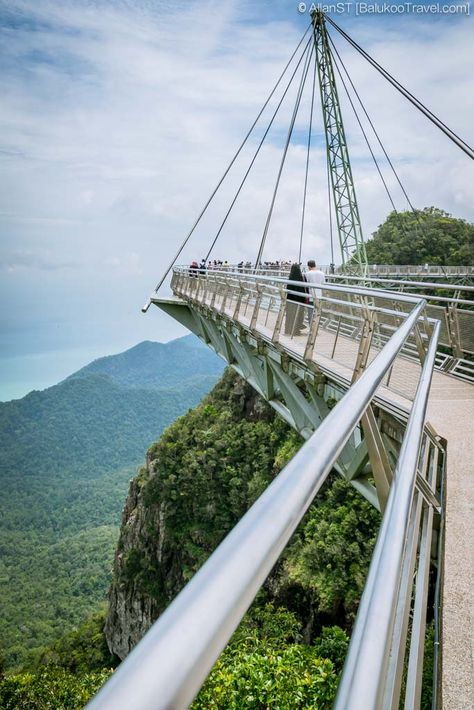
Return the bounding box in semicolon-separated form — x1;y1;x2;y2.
0;336;224;668
1;370;382;708
1;358;436;708
0;336;222;478
67;337;221;391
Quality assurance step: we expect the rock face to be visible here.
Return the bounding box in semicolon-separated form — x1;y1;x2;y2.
104;368;380;661
104;370;284;659
104;460;163;659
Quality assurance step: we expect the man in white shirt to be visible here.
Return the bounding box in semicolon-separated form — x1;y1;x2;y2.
302;260;325;328
305;260;326;303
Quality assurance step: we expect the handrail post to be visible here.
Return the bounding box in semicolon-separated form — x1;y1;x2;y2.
250;285;263;331
233;282;244;320
303;299;322;361
272;288;287;343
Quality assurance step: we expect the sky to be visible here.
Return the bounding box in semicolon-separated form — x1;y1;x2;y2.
1;0;473;400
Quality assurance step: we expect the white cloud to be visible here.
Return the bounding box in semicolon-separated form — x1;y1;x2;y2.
0;0;473;391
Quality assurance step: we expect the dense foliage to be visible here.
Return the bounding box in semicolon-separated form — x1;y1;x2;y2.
361;207;474;265
114;371;379;632
283;475;380;621
0;613;115;709
194;644;338;708
38;612;118;673
0;607;345;709
193;608;347;709
0;337;223;668
1;361;439;707
0;667;113;710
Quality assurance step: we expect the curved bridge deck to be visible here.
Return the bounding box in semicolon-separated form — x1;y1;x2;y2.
153;268;474;708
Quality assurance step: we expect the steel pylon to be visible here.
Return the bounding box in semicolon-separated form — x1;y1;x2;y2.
312;10;368;275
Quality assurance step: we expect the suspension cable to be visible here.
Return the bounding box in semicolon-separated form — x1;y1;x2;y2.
255;42;315;268
325;14;474;161
331;48;398;213
298;52;317;264
148;23;312;297
205;35;314;263
327;33;417;214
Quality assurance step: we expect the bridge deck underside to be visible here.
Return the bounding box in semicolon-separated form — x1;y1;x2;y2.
156;284;474;709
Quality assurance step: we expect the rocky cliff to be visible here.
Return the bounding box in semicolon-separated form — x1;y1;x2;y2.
105;369;379;660
104;370;288;658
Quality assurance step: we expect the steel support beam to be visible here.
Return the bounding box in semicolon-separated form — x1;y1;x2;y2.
152;298;385;509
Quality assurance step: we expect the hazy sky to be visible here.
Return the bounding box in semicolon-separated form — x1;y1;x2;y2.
1;0;473;400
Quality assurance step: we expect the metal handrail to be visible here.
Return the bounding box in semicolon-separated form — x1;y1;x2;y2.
174;266;474;304
335;320;440;709
200;264;474;277
171;266;426;306
88;300;430;710
168;268;474;366
328;273;474;294
173;265;474;293
363;264;474;275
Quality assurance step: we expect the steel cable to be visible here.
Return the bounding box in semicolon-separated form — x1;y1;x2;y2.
254;42;315;268
205;36;314;263
325;14;474;161
298;52;318;263
148;23;313;298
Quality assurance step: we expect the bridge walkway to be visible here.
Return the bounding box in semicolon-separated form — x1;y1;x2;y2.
428;402;474;709
163;271;474;709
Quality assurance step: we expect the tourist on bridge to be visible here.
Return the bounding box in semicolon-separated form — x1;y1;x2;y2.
304;260;326;325
305;260;326;303
285;263;308;337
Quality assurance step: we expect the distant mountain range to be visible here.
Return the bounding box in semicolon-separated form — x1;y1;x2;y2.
67;337;222;391
0;336;224;479
0;335;224;668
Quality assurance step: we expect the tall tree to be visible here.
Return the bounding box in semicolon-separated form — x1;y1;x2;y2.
358;207;474;265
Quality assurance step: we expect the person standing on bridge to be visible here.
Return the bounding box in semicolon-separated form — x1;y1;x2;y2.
305;260;326;300
285;263;308;337
304;260;326;323
302;260;325;325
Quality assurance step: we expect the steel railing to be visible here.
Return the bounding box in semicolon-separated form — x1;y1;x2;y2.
335;320;442;709
169;268;437;402
142;264;474;368
198;263;474;277
89;284;443;709
168;266;474;380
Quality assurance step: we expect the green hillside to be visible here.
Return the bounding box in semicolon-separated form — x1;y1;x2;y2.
0;336;224;668
67;336;221;390
0;370;382;709
0;371;218;480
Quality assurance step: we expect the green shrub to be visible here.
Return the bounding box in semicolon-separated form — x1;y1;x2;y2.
0;667;112;709
313;626;349;672
194;645;337;709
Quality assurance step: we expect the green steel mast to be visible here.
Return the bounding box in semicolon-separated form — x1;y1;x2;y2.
312;11;368;275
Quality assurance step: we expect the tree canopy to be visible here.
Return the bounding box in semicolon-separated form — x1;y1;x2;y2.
360;207;474;265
